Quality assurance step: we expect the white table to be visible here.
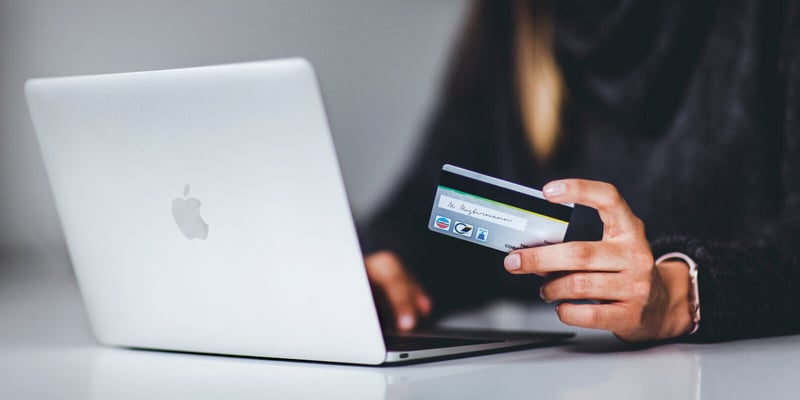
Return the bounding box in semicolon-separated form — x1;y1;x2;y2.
2;260;797;400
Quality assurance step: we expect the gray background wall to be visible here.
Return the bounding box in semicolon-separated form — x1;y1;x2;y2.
0;0;469;268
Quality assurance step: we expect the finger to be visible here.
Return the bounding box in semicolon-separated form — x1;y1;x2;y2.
364;251;406;284
542;179;641;237
364;252;427;331
555;302;628;331
505;241;626;274
541;272;633;303
416;292;433;316
382;282;419;331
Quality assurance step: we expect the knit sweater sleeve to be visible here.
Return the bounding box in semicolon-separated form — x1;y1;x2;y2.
651;2;800;342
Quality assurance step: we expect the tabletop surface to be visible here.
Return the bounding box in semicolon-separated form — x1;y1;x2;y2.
1;260;798;400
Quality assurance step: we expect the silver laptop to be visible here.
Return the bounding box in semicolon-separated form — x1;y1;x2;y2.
25;59;572;365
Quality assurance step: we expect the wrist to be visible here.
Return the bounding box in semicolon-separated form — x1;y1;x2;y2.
656;260;695;338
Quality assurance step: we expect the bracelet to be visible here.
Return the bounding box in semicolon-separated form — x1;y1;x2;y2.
655;252;701;335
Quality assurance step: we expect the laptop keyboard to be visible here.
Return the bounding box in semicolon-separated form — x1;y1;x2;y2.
384;335;502;351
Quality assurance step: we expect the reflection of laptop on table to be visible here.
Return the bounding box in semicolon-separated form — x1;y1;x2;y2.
25;59;572;365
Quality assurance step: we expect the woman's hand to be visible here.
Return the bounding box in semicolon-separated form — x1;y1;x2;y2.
365;251;432;332
503;179;693;342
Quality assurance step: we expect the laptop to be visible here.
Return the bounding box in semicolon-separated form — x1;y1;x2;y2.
25;59;572;365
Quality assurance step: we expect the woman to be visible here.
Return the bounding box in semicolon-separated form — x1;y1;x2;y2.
359;0;800;342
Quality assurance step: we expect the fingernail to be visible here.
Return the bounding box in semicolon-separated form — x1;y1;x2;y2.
543;182;566;197
539;286;545;301
555;303;561;313
398;314;414;330
504;253;521;271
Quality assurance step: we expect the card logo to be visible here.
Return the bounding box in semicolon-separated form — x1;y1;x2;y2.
453;221;474;237
434;215;452;230
475;227;489;242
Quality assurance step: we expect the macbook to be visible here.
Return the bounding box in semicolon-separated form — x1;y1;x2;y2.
25;59;572;365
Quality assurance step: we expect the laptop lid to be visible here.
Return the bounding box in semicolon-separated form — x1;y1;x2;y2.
25;59;388;365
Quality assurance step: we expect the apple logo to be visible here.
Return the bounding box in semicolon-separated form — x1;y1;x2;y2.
171;184;209;240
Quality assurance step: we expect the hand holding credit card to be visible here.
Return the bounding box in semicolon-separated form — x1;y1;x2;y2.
428;165;601;252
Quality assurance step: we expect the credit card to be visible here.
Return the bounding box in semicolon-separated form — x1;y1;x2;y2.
427;164;574;253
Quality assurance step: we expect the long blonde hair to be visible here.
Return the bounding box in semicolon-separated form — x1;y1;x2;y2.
514;0;564;162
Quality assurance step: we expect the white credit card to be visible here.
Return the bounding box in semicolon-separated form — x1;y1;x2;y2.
428;164;574;253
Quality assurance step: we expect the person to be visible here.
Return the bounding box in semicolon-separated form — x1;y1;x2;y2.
358;0;800;342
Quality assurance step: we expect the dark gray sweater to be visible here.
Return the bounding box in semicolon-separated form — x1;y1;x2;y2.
360;0;800;341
